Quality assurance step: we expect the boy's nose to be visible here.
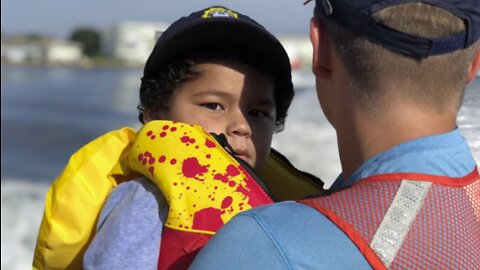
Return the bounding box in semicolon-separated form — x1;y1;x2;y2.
227;113;251;138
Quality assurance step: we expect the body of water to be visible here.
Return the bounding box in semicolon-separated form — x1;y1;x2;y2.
1;66;479;269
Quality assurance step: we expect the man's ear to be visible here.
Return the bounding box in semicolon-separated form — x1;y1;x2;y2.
310;17;332;79
466;47;480;84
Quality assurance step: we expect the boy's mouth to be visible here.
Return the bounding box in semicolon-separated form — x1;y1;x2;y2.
210;133;253;166
234;149;251;165
236;154;248;162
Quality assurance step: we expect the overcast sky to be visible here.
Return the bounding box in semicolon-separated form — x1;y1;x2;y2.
1;0;314;39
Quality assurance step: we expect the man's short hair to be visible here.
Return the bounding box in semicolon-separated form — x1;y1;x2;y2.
316;3;479;111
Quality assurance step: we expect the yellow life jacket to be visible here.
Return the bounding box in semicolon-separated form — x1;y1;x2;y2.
32;120;325;270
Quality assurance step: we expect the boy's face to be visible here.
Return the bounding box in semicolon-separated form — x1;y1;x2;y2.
160;59;276;169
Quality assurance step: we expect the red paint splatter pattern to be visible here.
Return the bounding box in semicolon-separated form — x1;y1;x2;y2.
128;120;273;234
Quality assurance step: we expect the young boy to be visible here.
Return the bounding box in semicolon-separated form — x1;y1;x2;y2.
82;6;296;269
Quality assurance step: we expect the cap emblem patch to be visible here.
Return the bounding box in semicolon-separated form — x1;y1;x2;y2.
202;7;238;19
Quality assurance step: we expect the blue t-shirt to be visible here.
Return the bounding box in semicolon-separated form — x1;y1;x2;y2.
190;129;477;269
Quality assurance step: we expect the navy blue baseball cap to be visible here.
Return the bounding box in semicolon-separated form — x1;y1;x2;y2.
306;0;480;58
143;6;293;98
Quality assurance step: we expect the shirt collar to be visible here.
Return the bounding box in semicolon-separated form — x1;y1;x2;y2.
330;129;475;189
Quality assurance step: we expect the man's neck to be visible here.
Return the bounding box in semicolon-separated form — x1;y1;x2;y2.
337;102;457;181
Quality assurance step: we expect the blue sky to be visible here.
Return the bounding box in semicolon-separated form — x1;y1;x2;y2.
1;0;313;39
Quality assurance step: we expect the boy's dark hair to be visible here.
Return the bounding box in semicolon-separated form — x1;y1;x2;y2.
138;45;294;132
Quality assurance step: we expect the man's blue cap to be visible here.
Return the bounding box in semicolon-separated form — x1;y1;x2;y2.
143;6;293;99
310;0;480;58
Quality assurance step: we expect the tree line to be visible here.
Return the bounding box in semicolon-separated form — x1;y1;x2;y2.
69;28;102;57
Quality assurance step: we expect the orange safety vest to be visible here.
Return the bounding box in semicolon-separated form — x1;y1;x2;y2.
300;169;480;269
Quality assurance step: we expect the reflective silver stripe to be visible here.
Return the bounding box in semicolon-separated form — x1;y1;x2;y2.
370;180;432;267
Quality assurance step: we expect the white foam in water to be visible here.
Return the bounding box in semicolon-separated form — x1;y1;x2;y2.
1;180;49;270
272;84;341;187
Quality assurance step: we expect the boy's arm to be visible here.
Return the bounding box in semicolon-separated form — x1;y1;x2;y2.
83;177;169;269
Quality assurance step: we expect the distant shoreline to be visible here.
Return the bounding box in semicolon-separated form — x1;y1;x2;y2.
1;59;143;69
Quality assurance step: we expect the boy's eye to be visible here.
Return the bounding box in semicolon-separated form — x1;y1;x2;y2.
202;103;224;111
249;109;270;118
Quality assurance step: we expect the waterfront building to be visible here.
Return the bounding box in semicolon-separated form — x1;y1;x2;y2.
102;22;168;65
1;36;83;65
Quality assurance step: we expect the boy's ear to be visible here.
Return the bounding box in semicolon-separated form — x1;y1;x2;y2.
467;47;480;84
310;17;332;79
144;109;168;123
142;110;157;123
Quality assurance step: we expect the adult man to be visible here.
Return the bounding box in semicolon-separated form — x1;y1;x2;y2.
190;0;480;269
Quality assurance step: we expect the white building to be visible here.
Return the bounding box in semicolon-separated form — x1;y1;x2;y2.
44;40;83;64
103;22;169;65
1;43;43;64
1;37;83;65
